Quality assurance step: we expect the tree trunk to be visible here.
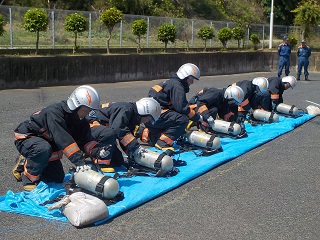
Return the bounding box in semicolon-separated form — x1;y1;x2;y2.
106;29;112;54
74;33;78;54
35;31;39;55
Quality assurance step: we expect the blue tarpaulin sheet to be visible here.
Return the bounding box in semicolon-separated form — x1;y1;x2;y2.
0;114;315;225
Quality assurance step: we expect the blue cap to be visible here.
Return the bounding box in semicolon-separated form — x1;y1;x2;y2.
283;36;288;40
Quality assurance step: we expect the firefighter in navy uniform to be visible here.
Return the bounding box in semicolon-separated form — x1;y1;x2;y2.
260;76;297;111
12;85;115;191
87;97;161;165
277;36;292;77
189;85;244;133
231;77;269;118
297;39;311;81
140;63;203;155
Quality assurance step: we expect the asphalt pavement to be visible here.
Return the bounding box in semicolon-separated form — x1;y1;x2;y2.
0;71;319;240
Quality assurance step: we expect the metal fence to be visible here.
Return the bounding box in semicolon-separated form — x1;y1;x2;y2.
0;5;319;50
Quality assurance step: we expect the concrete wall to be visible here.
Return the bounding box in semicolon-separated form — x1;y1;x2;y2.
1;51;319;90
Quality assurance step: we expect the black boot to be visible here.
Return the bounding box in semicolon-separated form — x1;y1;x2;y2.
305;75;309;81
297;75;300;81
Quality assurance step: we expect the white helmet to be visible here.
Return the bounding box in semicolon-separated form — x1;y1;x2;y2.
252;77;269;95
136;97;161;122
282;76;297;89
176;63;200;80
67;85;100;110
224;86;244;105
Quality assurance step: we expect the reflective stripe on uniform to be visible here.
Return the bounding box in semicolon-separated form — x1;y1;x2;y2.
271;94;279;100
161;109;168;114
48;150;63;161
120;133;135;147
64;142;80;158
141;128;150;143
198;105;208;114
90;120;101;128
159;133;174;146
84;140;98;155
24;163;40;182
93;158;111;165
14;132;29;140
152;85;163;92
188;108;196;118
223;112;235;121
101;103;110;108
238;106;245;112
240;98;249;107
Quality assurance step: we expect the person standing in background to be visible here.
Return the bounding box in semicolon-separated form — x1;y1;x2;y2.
297;39;311;81
277;36;291;78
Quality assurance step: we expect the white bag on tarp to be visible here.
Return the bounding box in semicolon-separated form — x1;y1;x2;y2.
47;192;109;227
306;105;320;115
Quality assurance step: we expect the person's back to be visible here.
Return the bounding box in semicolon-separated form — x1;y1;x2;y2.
91;101;140;136
191;86;242;122
144;63;202;154
13;85;111;191
260;76;297;111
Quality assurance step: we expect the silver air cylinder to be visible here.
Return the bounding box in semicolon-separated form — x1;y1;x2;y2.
276;103;299;116
211;119;241;136
74;169;120;199
253;109;279;123
186;131;221;150
134;148;173;172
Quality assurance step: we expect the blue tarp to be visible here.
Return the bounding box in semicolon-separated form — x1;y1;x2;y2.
0;114;315;225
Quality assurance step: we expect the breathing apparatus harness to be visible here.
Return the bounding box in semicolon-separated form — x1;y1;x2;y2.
195;120;247;140
120;155;180;178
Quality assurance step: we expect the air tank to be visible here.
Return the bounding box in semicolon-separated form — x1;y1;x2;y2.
276;103;299;116
73;169;120;199
134;148;173;172
185;131;221;150
253;109;279;123
211;119;242;136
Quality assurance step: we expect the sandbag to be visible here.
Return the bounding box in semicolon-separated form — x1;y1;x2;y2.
306;105;320;115
47;192;109;227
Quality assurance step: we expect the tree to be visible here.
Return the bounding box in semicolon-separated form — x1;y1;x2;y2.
0;14;5;37
249;33;260;50
291;0;320;39
217;27;232;48
157;23;176;51
64;13;88;53
132;19;147;53
23;8;48;54
288;35;298;49
232;26;245;50
217;0;264;27
261;0;300;26
100;7;123;54
197;25;214;51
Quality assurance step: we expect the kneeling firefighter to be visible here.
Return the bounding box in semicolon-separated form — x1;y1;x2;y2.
13;85;116;191
139;63;204;158
189;85;247;138
259;76;297;112
87;97;174;174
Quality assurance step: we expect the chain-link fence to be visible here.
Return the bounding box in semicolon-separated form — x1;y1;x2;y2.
0;5;319;50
